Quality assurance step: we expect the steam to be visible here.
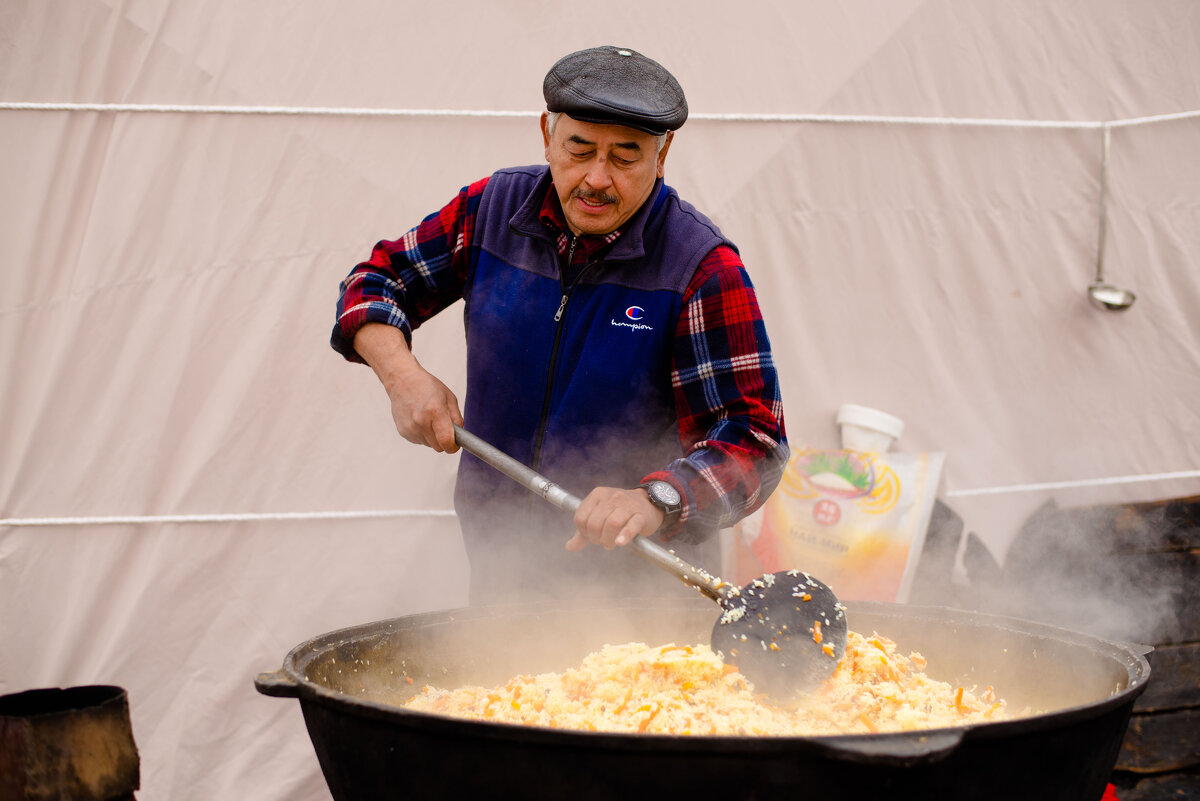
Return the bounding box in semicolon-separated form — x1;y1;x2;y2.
457;407;733;607
937;498;1185;646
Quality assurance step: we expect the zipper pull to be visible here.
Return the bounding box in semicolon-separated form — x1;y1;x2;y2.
553;293;568;322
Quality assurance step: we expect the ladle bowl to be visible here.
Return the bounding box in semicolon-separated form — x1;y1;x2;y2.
1088;282;1136;311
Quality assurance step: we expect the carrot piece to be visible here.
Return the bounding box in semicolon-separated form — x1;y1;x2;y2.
636;703;661;733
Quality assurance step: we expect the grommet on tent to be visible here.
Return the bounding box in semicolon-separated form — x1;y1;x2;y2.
1088;123;1136;312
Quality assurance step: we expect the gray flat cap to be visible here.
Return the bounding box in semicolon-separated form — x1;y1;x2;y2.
543;46;688;135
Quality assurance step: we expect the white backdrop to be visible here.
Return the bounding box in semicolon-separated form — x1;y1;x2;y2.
3;1;1199;798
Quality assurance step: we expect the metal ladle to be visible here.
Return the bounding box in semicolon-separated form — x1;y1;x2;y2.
453;424;847;697
1088;124;1136;311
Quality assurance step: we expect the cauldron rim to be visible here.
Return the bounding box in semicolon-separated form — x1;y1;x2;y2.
265;598;1151;750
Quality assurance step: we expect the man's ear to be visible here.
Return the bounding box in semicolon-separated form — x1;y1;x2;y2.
656;131;675;178
540;112;552;159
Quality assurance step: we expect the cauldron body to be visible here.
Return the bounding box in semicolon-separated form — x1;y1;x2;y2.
256;600;1149;801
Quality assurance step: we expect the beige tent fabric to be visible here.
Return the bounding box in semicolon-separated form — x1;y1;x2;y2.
3;1;1199;798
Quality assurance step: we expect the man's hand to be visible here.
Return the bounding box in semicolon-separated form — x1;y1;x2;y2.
352;323;463;453
566;487;665;552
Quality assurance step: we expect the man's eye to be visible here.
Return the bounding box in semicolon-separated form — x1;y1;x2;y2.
567;149;593;159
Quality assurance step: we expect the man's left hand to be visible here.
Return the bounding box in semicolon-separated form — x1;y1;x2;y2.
566;487;664;552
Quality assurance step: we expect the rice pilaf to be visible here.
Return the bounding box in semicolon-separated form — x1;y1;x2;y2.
403;630;1010;735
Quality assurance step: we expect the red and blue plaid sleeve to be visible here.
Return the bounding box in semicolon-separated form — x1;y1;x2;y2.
642;244;789;535
331;176;489;362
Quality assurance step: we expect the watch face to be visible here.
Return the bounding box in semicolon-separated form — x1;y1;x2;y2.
650;481;681;507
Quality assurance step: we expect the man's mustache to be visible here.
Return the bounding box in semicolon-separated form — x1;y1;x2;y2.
571;189;617;205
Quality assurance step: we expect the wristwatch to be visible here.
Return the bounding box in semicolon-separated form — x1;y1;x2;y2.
640;480;683;529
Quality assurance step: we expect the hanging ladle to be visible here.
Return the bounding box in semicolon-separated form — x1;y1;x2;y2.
1088;124;1136;311
453;424;847;697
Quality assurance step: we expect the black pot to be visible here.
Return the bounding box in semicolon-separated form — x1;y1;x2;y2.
255;599;1149;801
0;685;140;801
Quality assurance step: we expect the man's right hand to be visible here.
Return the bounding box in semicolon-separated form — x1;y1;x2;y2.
352;323;463;453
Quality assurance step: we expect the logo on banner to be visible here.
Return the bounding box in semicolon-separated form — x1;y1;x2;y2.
813;499;842;526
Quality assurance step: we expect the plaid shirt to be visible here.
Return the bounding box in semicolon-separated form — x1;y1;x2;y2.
333;176;788;533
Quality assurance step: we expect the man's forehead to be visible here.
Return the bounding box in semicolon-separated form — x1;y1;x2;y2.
565;132;644;150
558;116;653;148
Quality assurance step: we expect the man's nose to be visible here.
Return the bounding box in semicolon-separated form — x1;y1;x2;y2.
583;155;613;189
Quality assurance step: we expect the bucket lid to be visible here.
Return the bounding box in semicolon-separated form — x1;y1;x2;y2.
836;404;905;439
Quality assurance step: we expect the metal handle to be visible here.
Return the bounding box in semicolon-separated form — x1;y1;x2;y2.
452;425;732;605
453;425;581;513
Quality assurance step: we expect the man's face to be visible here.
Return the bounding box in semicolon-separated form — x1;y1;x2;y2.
541;113;673;236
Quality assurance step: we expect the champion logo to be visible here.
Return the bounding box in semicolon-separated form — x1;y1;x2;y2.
611;304;653;332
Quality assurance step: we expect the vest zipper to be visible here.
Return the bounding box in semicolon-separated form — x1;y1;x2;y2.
532;235;591;472
554;235;579;322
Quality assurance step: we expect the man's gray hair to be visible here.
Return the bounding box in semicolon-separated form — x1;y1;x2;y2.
545;111;669;153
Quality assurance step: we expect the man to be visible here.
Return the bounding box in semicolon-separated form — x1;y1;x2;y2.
332;45;788;603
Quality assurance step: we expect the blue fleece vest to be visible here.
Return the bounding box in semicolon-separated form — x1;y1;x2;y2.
453;165;733;601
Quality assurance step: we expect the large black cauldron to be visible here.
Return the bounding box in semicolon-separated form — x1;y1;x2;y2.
255;599;1149;801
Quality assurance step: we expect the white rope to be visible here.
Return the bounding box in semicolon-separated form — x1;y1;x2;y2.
0;509;457;527
945;469;1200;498
1108;108;1200;128
2;470;1196;527
0;102;541;119
693;111;1100;129
695;108;1200;129
2;101;1198;130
